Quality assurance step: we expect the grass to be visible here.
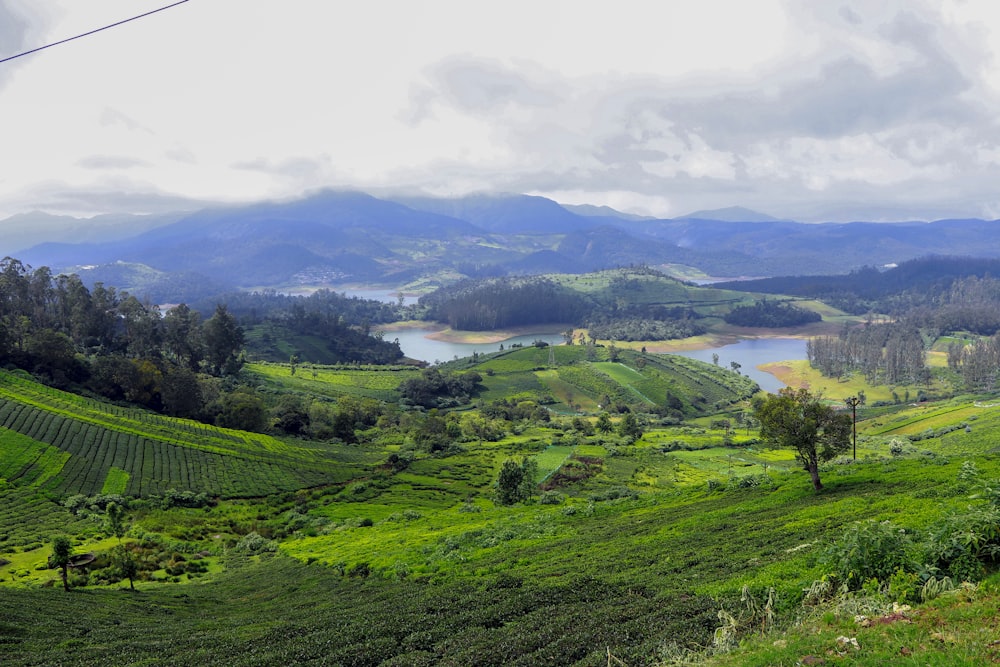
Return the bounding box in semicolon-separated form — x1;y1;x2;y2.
248;361;420;401
758;359;950;404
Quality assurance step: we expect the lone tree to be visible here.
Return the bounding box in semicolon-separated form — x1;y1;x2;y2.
495;457;538;505
50;535;72;591
105;502;136;590
753;387;852;491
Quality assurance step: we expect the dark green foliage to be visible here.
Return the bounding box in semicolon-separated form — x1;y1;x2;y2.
421;277;590;330
399;368;483;408
202;304;244;376
754;387;852;491
213;390;268;433
586;316;706;342
50;535;72;591
821;520;917;590
494;458;537;505
723;300;821;328
924;505;1000;581
617;412;642;442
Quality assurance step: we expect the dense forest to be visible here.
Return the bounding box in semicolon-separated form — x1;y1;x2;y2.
419;277;591;330
718;256;1000;320
0;256;403;430
421;270;741;340
722;300;821;328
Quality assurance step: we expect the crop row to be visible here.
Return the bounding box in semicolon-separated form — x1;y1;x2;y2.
0;371;317;464
0;376;348;498
0;428;69;487
0;484;92;549
553;365;635;406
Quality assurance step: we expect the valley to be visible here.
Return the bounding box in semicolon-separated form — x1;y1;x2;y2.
1;250;1000;665
8;3;1000;664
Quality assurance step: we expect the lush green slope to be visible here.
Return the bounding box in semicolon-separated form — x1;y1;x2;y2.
2;453;998;666
3;361;1000;664
0;370;357;498
453;344;759;416
247;362;420;402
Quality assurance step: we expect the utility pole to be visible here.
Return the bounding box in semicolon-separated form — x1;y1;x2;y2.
844;393;864;460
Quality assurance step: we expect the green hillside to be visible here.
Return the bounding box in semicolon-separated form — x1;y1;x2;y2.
0;370;358;498
451;344;758;415
4;351;1000;664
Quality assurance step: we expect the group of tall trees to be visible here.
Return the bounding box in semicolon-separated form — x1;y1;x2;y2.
0;258;244;387
723;300;821;328
0;257;401;430
421;273;714;340
947;334;1000;392
807;321;928;385
420;278;590;331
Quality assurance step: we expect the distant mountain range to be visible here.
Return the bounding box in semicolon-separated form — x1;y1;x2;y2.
6;189;1000;302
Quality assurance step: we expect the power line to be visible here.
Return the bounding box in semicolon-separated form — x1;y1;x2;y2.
0;1;191;65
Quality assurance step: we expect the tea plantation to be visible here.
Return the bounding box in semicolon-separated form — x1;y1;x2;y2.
2;348;1000;665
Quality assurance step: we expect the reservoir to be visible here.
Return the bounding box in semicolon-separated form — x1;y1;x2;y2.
393;328;807;391
392;329;565;365
672;337;808;393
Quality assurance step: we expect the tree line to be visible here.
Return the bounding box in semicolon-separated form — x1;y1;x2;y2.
807;320;928;385
0;256;401;428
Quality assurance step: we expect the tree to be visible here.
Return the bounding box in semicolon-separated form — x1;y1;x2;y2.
596;412;613;434
51;535;72;591
105;502;136;590
617;412;642;442
163;303;203;369
202;304;244;375
754;388;852;491
495;457;537;505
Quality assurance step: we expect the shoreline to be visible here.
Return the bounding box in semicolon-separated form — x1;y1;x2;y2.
380;322;568;344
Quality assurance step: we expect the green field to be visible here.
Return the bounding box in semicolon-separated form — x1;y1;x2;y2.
3;341;1000;664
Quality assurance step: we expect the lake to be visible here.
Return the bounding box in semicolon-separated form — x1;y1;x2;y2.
391;329;565;365
672;337;808;393
393;328;807;391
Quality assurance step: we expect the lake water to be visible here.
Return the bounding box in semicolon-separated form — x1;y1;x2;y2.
391;329;566;365
672;338;808;393
338;288;420;306
393;328;807;391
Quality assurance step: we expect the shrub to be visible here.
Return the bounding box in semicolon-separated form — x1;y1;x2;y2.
234;531;277;554
821;520;916;590
924;505;1000;582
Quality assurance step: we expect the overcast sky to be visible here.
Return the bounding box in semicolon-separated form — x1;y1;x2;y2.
2;0;1000;222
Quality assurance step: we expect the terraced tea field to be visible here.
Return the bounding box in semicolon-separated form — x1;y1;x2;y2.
0;371;355;498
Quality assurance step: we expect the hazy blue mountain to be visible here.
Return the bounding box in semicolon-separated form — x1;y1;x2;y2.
20;190;479;287
392;193;599;234
0;210;183;257
14;189;1000;295
677;206;782;222
560;203;655;221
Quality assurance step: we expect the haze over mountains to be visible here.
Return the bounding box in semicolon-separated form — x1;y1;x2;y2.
6;189;1000;303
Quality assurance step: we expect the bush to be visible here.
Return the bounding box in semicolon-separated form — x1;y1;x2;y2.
924;505;1000;582
234;531;277;554
821;520;916;590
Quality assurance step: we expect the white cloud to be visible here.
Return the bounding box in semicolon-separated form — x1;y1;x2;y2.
1;0;1000;221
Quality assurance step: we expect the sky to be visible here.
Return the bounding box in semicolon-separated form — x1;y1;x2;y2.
3;0;1000;222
